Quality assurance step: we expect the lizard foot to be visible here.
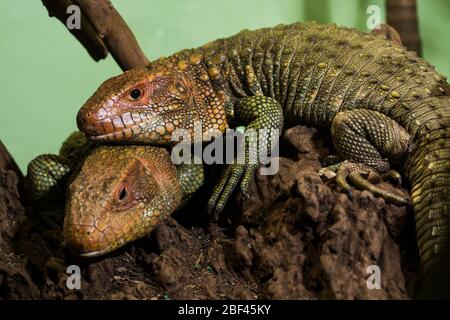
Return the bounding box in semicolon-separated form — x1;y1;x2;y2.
207;163;258;221
320;160;410;206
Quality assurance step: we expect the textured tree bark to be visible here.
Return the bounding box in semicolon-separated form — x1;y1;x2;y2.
386;0;422;56
0;140;39;299
41;0;149;71
0;140;22;179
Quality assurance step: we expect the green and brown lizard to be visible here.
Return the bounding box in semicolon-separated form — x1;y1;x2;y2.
76;22;449;275
27;132;204;257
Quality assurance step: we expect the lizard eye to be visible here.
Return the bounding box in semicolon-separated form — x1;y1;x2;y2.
117;186;128;202
129;88;142;100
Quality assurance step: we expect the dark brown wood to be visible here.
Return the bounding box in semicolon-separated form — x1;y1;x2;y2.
41;0;149;71
41;0;108;62
386;0;422;56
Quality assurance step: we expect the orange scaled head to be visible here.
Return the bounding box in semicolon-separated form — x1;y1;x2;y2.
77;57;229;146
63;145;181;257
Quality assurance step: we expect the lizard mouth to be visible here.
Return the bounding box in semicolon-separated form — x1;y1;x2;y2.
70;245;114;258
77;106;160;142
90;124;142;142
88;115;160;142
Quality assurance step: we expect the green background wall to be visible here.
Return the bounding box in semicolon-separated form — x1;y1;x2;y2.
1;0;449;172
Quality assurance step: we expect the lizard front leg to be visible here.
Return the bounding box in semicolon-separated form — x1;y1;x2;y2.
320;109;411;205
207;95;284;218
176;163;205;199
26;131;91;206
26;154;71;206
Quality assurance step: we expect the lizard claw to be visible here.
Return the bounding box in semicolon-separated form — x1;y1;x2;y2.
240;190;251;199
346;189;353;200
207;163;257;219
381;170;403;186
239;164;257;198
325;160;410;206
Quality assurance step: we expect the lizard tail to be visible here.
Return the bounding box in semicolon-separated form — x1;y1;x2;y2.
404;96;450;276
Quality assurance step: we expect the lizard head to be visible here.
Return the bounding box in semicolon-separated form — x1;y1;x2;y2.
77;57;229;145
63;145;182;258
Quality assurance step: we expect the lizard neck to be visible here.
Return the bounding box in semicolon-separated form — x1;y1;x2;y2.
168;32;302;129
168;49;238;127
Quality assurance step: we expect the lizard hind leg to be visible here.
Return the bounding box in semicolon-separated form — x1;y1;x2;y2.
323;109;411;205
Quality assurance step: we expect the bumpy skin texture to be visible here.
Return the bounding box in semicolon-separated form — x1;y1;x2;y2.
27;132;204;257
26;132;93;206
65;145;182;257
76;23;450;275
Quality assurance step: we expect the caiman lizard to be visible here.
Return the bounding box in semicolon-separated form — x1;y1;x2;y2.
75;22;450;276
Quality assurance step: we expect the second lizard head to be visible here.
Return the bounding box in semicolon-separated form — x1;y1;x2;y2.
63;145;181;257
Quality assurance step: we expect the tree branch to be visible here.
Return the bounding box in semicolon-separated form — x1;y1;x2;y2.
386;0;422;56
41;0;149;71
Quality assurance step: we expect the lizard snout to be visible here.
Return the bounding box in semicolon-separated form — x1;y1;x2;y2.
64;219;114;258
77;102;150;141
77;106;105;136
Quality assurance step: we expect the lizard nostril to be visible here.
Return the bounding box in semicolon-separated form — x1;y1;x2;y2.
77;108;101;135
